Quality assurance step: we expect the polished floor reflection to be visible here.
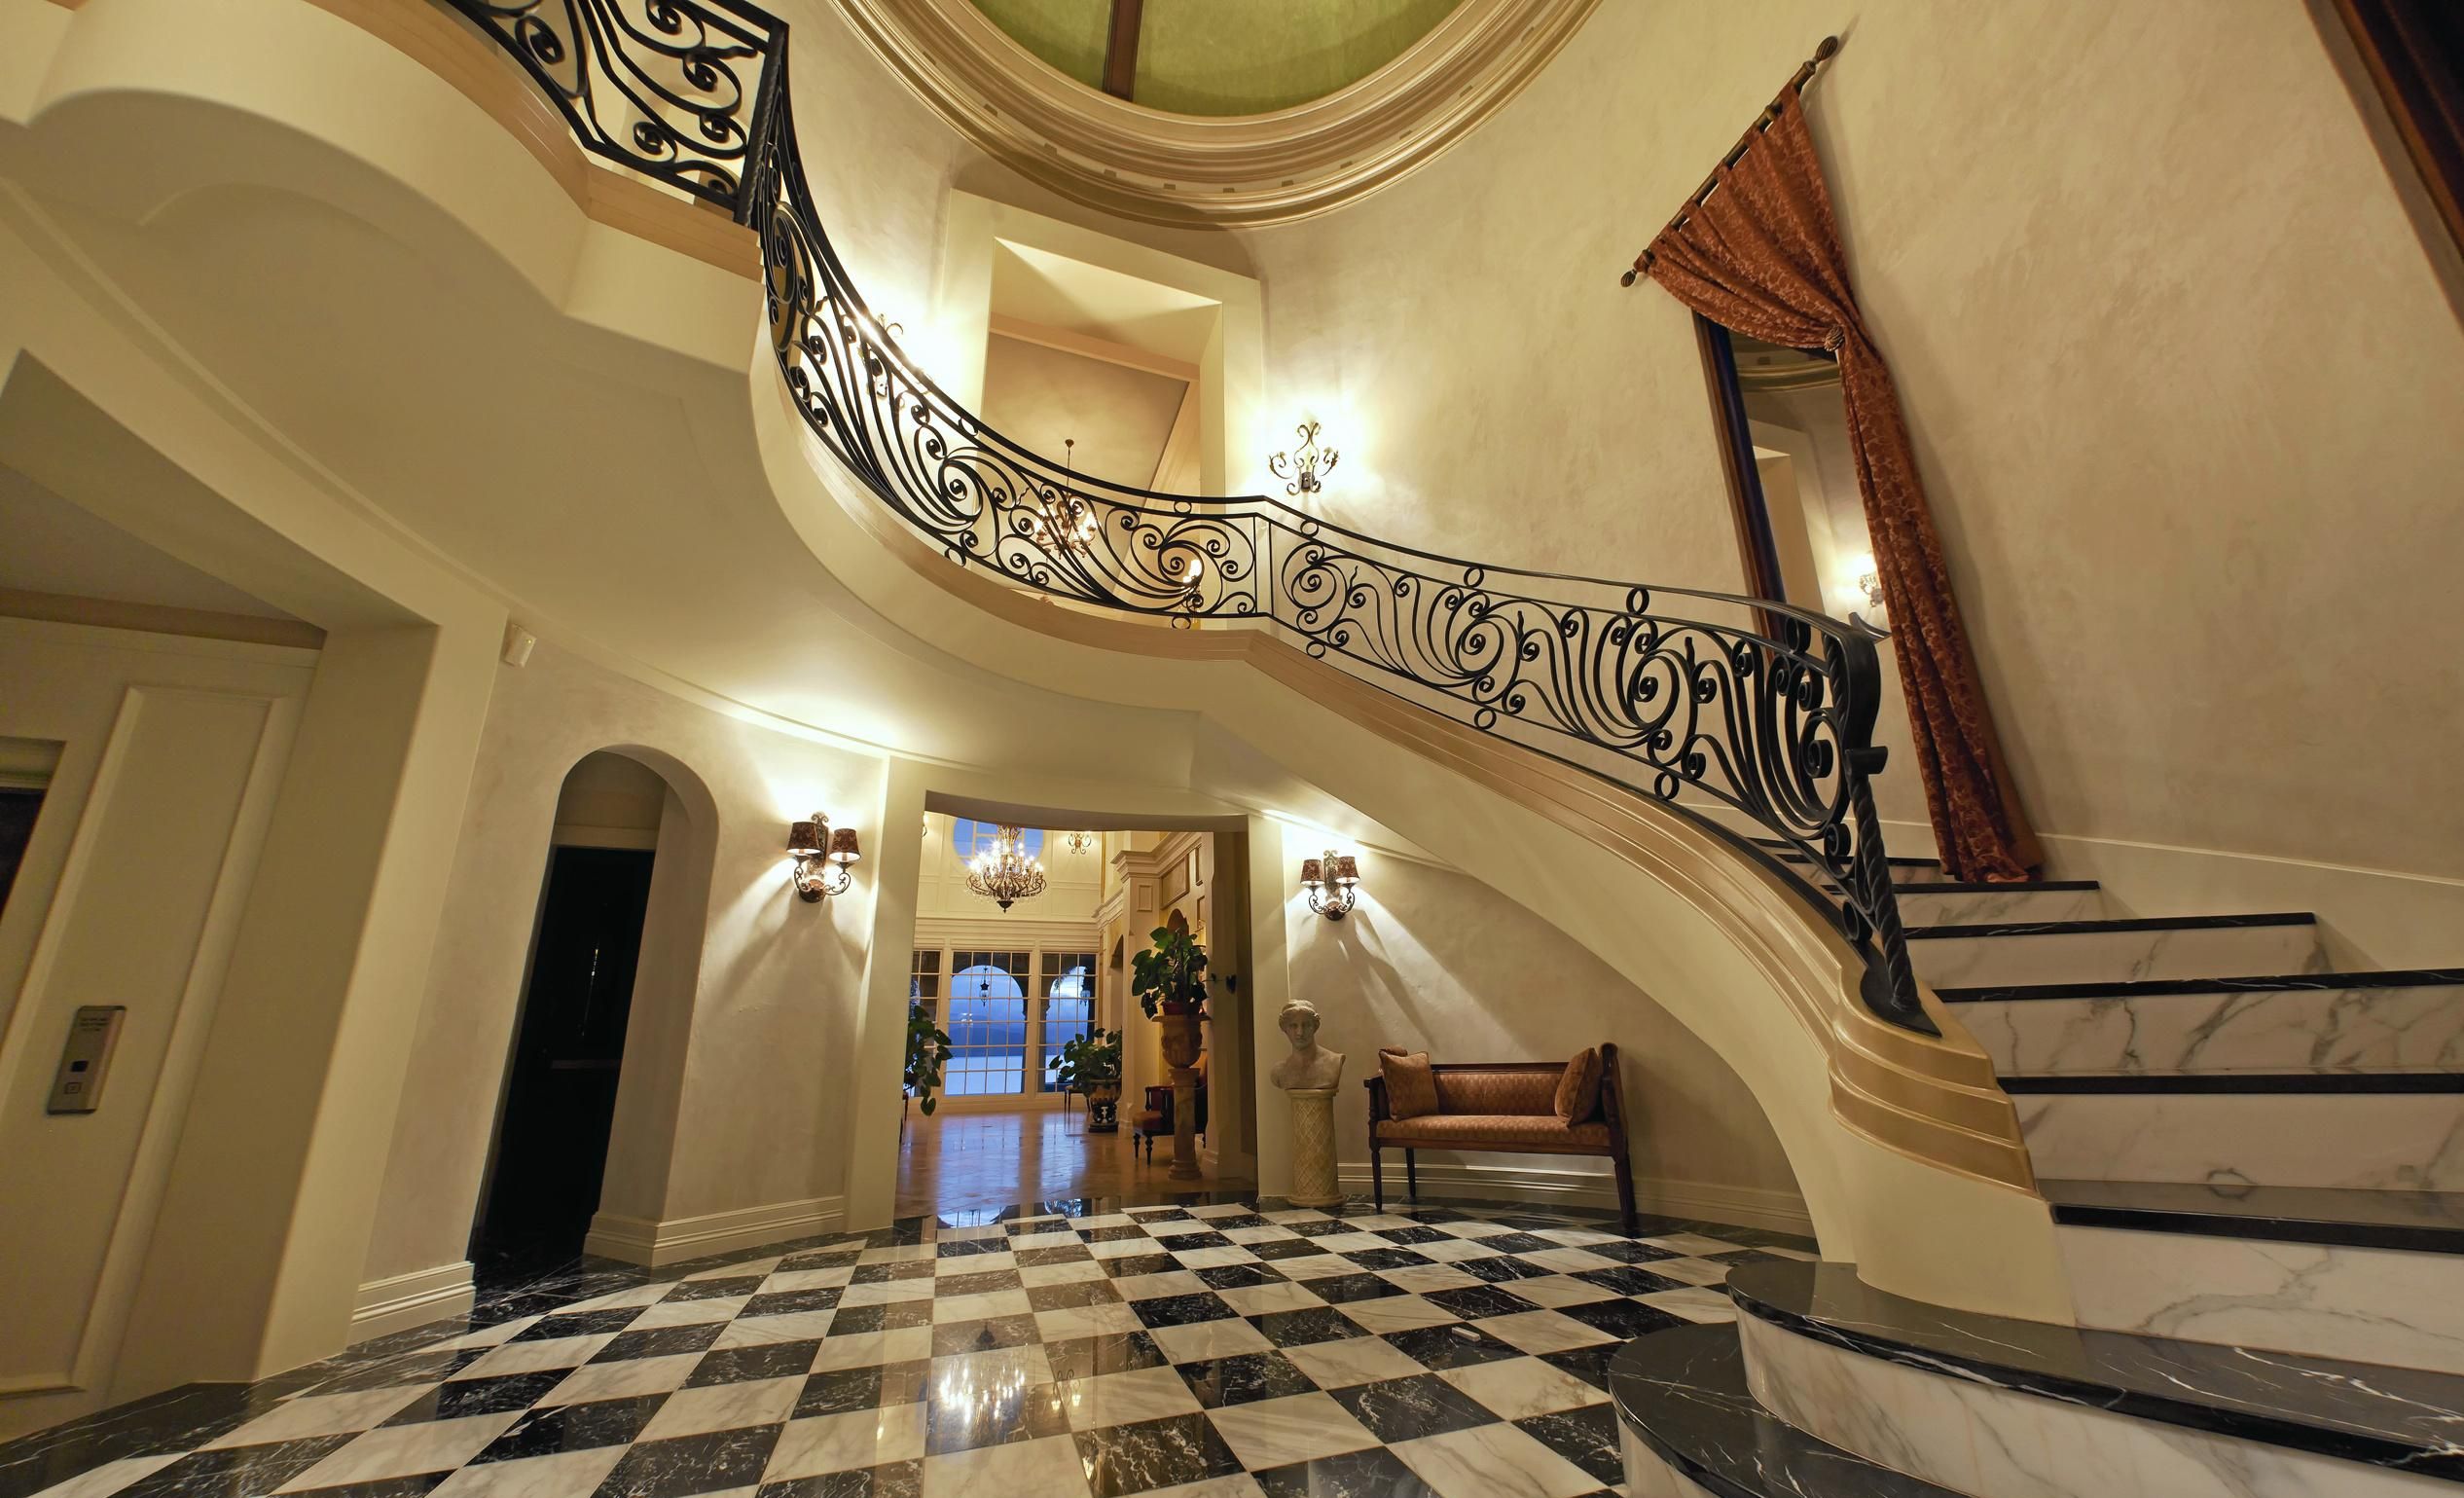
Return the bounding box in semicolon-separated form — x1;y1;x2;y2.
0;1195;1811;1498
895;1106;1241;1220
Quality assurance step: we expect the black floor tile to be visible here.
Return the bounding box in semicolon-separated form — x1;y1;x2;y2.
514;1309;644;1340
1074;1413;1246;1497
1382;1324;1521;1371
1042;1332;1170;1381
1245;1308;1359;1350
932;1271;1020;1297
757;1460;920;1497
596;1426;780;1498
380;1371;566;1425
1176;1352;1319;1408
689;1341;822;1387
1419;1286;1536;1321
1253;1445;1437;1498
1572;1265;1683;1297
1131;1294;1235;1329
930;1315;1038;1357
1304;1275;1400;1305
1517;1404;1622;1483
793;1362;927;1419
743;1290;843;1318
1100;1254;1180;1279
595;1326;726;1364
920;1384;1069;1455
474;1396;669;1461
116;1437;355;1498
1330;1373;1500;1443
1558;1297;1685;1340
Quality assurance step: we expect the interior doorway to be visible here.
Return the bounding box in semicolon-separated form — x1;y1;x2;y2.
893;811;1254;1220
472;752;667;1273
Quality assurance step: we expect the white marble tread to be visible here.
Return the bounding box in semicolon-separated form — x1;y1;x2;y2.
1909;920;2325;989
1954;980;2464;1076
2058;1222;2464;1372
2013;1090;2464;1190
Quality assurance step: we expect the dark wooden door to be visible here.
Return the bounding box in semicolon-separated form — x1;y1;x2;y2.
475;846;656;1265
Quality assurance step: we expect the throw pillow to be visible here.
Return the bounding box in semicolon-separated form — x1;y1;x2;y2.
1555;1046;1604;1123
1379;1047;1439;1119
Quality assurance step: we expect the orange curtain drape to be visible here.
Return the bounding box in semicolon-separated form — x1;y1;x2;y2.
1642;92;2041;881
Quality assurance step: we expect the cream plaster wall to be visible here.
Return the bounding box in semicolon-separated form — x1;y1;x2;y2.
1282;849;1804;1229
361;640;888;1284
793;0;2464;908
0;621;310;1419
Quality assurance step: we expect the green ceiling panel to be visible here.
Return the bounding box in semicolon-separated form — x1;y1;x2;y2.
970;0;1108;91
968;0;1464;116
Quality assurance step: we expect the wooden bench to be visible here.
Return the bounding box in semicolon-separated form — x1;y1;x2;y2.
1363;1043;1636;1234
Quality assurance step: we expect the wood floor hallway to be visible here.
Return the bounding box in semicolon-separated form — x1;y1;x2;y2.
894;1105;1249;1219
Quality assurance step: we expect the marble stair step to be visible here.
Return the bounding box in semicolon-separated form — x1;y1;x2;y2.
1769;849;1950;886
1906;913;2323;989
1609;1324;1962;1498
1726;1259;2464;1495
2006;1072;2464;1190
2044;1181;2464;1371
1936;968;2464;1076
1891;880;2110;926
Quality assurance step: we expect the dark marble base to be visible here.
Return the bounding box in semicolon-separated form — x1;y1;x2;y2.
1906;911;2316;940
2043;1178;2464;1254
1609;1325;1959;1497
1935;967;2464;1005
1727;1261;2464;1483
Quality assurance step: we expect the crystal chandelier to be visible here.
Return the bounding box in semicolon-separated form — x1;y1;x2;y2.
966;823;1047;911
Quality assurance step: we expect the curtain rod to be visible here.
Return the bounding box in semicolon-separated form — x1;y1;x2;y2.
1620;35;1841;287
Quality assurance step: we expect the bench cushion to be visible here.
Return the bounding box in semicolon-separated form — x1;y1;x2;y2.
1375;1114;1613;1151
1379;1048;1440;1118
1555;1046;1603;1123
1430;1068;1560;1115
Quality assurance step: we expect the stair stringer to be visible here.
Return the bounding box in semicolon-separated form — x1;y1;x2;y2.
751;358;2073;1324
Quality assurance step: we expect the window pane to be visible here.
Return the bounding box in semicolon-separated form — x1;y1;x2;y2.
948;950;1029;1096
1039;951;1097;1081
909;948;941;1000
956;820;1044;860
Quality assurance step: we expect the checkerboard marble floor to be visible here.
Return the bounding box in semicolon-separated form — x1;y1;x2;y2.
0;1197;1814;1498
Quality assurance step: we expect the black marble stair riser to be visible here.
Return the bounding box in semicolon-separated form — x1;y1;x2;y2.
1724;1261;2464;1481
1999;1071;2464;1093
1934;968;2464;1004
1608;1326;1960;1498
1904;912;2317;940
2040;1179;2464;1254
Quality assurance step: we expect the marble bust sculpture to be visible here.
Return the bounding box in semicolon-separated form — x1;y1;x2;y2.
1269;999;1345;1090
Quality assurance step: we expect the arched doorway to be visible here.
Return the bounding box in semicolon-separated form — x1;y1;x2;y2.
471;751;670;1271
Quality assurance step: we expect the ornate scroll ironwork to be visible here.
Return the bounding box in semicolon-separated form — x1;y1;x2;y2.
446;0;1932;1037
445;0;784;214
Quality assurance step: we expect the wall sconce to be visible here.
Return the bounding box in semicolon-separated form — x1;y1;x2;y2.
1299;849;1360;921
1269;420;1338;496
1061;830;1099;856
787;815;861;903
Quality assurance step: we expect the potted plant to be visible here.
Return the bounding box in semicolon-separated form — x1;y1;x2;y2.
1133;925;1209;1071
902;999;952;1137
1047;1027;1125;1131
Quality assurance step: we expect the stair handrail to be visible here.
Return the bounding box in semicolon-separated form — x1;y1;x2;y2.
438;0;1931;1037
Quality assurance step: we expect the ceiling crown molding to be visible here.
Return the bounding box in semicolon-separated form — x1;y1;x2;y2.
829;0;1600;227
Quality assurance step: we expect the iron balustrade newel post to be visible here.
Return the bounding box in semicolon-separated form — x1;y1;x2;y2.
436;0;1931;1037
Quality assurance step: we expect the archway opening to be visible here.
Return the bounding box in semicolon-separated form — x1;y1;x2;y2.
470;751;670;1272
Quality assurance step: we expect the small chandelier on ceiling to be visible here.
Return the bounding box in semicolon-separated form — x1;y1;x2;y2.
966;824;1048;912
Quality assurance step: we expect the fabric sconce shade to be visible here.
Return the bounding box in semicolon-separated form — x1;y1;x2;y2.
788;814;856;903
1301;850;1360;920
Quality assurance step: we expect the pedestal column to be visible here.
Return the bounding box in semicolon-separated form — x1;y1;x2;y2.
1169;1066;1202;1181
1284;1086;1341;1206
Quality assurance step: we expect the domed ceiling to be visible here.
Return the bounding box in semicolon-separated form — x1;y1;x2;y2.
971;0;1463;115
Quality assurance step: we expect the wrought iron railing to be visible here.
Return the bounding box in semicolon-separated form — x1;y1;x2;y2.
438;0;1930;1037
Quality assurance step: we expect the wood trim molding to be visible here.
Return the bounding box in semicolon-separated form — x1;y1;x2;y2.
986;314;1198;384
299;0;756;278
0;588;326;650
584;1194;846;1266
830;0;1602;227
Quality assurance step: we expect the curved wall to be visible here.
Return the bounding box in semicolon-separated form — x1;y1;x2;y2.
806;0;2464;932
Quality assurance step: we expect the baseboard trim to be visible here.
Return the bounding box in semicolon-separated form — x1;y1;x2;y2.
585;1195;846;1268
1332;1161;1812;1238
351;1261;475;1342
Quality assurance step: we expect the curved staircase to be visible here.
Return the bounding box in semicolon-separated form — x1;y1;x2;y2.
1618;846;2464;1495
